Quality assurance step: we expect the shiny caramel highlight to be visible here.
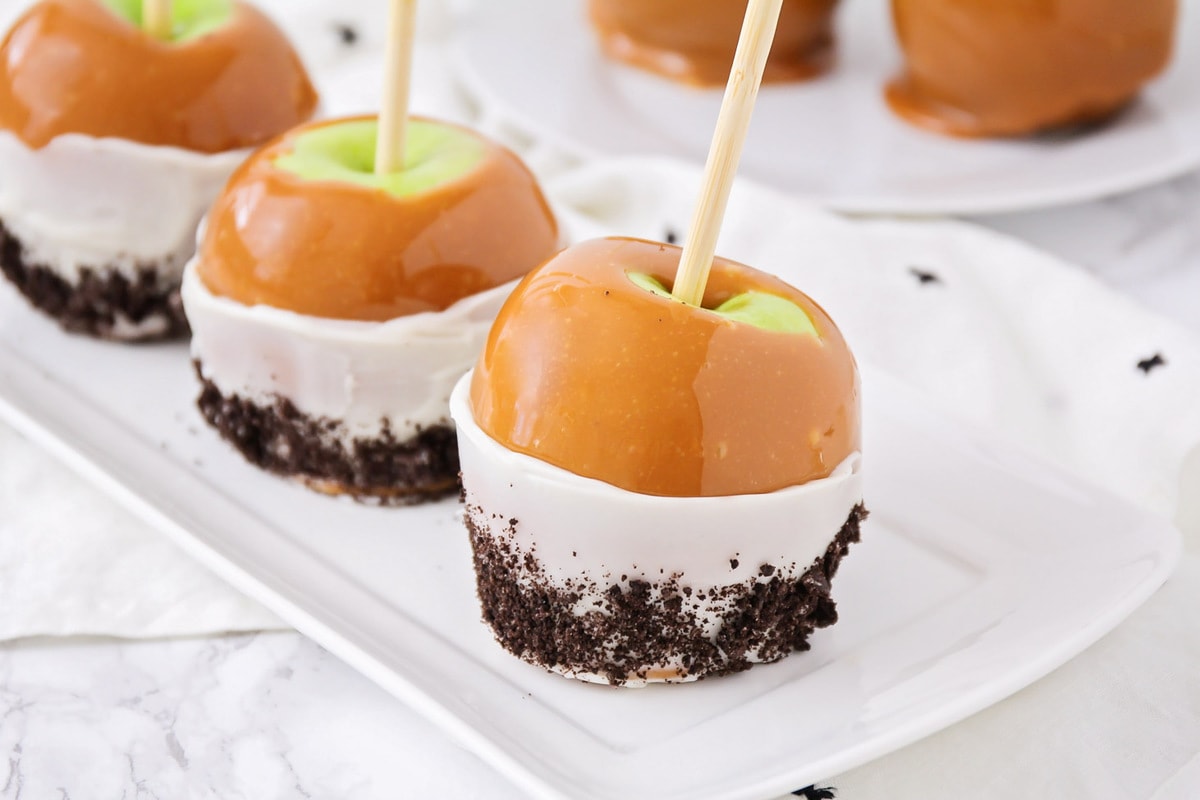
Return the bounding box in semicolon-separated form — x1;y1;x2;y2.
197;116;561;322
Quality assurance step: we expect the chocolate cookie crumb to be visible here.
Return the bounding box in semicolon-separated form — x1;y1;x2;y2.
195;361;459;505
908;266;942;285
467;501;868;684
1137;353;1166;374
0;219;188;341
333;22;358;45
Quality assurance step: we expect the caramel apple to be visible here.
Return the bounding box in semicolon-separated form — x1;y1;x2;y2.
885;0;1178;138
452;237;865;684
588;0;839;87
183;115;560;503
0;0;317;340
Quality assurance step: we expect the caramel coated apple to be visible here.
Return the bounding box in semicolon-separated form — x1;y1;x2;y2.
196;116;561;321
886;0;1178;137
470;237;860;497
589;0;839;87
0;0;317;152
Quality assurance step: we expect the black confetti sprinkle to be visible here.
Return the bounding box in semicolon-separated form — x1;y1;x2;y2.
909;266;941;285
793;787;837;799
1137;353;1167;374
665;229;678;245
333;23;359;46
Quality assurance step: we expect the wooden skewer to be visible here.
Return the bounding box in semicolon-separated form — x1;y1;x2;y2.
143;0;172;40
672;0;785;306
375;0;419;175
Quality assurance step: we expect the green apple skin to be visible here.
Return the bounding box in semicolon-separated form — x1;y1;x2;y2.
627;272;818;336
102;0;234;42
273;118;489;199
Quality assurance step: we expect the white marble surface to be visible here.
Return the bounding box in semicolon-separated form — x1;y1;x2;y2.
0;633;532;800
3;173;1199;799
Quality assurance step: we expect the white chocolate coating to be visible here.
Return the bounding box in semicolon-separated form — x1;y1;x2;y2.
183;264;515;443
451;372;864;685
0;131;245;282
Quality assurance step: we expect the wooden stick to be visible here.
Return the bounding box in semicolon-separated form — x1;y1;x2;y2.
375;0;419;175
143;0;172;40
672;0;785;306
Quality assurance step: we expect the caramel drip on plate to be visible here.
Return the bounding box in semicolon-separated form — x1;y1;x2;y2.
0;0;317;151
589;0;839;87
471;237;860;498
197;116;561;322
885;0;1178;137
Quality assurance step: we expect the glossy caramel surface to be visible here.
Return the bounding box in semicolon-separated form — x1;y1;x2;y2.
0;0;317;151
886;0;1178;137
589;0;839;87
471;237;860;498
197;116;561;322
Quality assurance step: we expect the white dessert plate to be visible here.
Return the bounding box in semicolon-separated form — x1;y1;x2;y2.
0;281;1180;799
451;0;1200;215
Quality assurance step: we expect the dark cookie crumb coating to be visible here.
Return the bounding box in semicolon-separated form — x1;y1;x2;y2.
195;361;460;505
0;218;188;341
467;502;868;685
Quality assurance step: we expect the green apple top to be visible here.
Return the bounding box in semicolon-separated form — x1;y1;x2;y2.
627;272;818;336
0;0;318;151
274;118;488;199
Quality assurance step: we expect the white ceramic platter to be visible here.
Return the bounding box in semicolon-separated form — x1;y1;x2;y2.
452;0;1200;215
0;278;1180;799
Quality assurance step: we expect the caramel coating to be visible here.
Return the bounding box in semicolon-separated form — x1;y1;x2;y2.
886;0;1178;137
197;116;561;322
589;0;839;87
471;237;860;498
0;0;317;152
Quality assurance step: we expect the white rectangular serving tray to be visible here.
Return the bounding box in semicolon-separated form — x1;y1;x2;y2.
0;283;1181;800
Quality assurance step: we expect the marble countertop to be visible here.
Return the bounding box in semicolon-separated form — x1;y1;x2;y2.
3;174;1199;799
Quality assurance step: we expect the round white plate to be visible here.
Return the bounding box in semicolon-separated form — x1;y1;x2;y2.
453;0;1200;215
